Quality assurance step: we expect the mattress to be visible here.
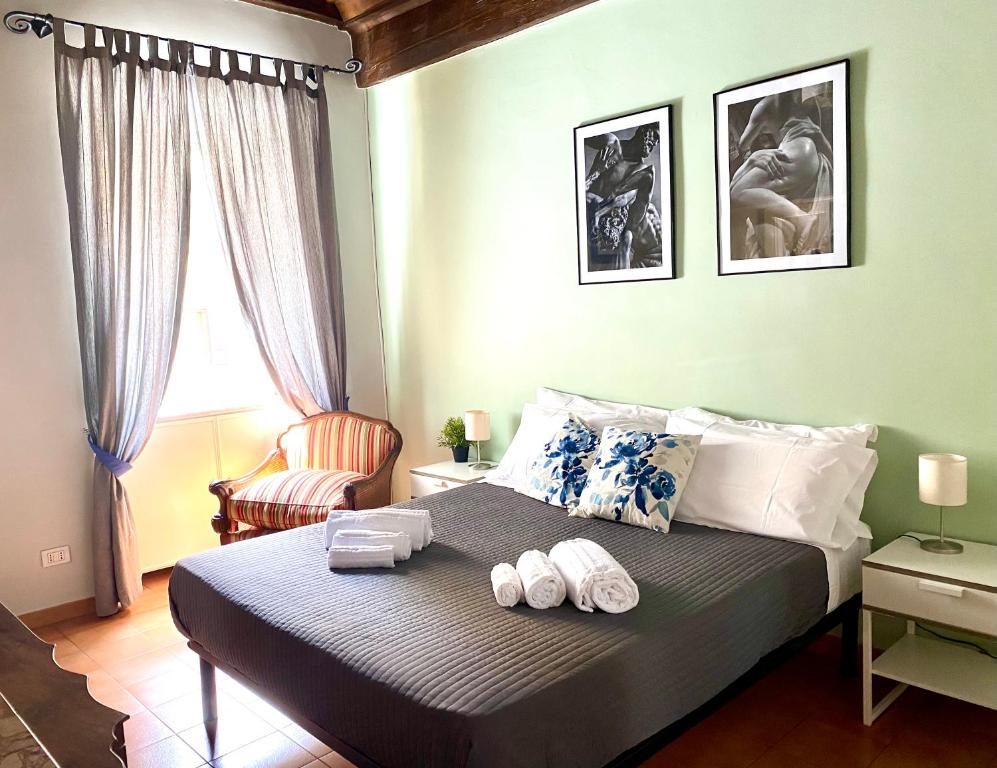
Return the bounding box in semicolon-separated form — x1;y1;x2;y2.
818;534;871;612
169;482;829;768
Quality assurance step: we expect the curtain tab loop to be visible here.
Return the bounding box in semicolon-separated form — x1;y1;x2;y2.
126;31;141;61
110;28;125;58
86;432;132;478
82;22;96;51
209;45;222;77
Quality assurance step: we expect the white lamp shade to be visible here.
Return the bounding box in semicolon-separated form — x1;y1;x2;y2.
918;453;967;507
464;410;490;441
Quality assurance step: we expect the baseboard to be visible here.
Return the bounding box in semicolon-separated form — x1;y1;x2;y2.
19;597;96;630
17;567;174;630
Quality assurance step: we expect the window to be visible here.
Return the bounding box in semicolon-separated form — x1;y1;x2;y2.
157;145;280;420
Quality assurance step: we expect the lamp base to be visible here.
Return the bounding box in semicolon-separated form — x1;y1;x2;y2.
469;462;493;470
920;538;963;555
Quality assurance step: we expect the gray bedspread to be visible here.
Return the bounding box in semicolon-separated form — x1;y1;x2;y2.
169;482;828;768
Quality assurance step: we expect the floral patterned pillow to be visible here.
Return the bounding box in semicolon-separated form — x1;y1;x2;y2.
572;427;701;532
517;416;600;508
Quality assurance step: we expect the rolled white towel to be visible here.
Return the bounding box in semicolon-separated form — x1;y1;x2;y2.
325;509;432;550
548;538;639;614
328;544;395;569
490;563;524;608
515;550;566;610
333;529;412;561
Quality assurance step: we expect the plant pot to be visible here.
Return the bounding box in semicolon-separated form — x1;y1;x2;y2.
451;445;469;463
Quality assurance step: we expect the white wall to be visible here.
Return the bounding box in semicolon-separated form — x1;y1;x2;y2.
128;405;299;573
0;0;385;614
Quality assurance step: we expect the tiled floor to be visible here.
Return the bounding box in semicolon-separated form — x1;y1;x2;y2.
1;698;54;767
34;570;353;768
32;572;997;768
648;637;997;768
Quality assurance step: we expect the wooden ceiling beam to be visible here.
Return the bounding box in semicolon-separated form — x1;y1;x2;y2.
234;0;343;26
353;0;599;86
231;0;601;87
340;0;432;33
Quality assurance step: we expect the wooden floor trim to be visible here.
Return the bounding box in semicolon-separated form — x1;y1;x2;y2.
18;566;174;630
19;597;96;630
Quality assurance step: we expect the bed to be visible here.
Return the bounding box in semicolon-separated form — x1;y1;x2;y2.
169;482;863;768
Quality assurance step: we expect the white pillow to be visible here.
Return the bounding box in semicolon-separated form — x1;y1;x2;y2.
671;420;878;549
670;406;878;446
537;387;671;428
485;403;668;490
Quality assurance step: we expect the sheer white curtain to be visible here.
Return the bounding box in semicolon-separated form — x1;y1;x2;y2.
54;22;191;615
54;24;347;616
191;50;347;416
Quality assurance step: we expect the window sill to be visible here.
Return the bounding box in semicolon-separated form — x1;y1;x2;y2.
155;404;270;425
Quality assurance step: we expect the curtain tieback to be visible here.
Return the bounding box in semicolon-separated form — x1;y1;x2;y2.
87;432;133;478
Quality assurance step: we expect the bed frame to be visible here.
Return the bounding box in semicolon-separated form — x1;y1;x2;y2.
191;593;860;768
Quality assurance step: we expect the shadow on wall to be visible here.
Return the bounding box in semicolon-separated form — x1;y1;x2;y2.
374;75;430;498
845;49;868;268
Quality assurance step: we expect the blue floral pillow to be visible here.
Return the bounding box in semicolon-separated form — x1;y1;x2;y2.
572;427;701;532
517;416;600;508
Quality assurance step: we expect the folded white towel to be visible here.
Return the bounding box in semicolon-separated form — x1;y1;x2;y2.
490;563;525;608
548;538;639;614
333;529;412;561
515;550;566;610
328;544;395;569
389;507;434;544
325;509;432;550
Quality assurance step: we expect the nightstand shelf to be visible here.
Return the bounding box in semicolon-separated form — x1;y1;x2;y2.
862;532;997;726
872;634;997;711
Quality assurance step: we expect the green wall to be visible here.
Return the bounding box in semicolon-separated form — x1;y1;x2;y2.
368;0;997;546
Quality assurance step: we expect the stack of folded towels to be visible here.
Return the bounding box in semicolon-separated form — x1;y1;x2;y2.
324;507;432;569
490;538;639;614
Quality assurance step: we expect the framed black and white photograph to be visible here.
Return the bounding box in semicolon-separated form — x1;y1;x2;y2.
574;105;674;284
715;59;849;275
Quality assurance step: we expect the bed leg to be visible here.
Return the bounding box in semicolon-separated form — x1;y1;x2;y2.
839;595;859;677
200;657;218;722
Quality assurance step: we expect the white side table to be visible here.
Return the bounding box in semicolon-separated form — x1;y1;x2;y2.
861;533;997;725
409;460;489;499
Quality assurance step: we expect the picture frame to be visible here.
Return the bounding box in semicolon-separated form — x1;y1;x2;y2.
574;105;675;285
714;59;849;276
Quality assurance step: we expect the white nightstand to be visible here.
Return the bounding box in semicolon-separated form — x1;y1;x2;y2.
861;533;997;725
409;460;490;499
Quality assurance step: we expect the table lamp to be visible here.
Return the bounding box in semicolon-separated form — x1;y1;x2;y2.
464;410;493;470
918;453;967;555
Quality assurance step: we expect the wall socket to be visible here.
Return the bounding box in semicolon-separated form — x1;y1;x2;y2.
41;546;71;568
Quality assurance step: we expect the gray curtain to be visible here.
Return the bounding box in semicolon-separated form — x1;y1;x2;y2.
54;22;191;616
191;50;347;416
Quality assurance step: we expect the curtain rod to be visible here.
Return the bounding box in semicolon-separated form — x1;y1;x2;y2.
3;10;363;75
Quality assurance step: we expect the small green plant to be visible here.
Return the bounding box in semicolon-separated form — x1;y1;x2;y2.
437;416;468;448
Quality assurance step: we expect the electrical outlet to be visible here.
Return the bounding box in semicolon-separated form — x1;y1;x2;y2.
41;546;71;568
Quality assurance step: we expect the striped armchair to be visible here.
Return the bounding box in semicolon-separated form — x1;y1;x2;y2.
209;412;402;544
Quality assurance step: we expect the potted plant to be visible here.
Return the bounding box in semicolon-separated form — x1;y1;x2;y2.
438;416;470;463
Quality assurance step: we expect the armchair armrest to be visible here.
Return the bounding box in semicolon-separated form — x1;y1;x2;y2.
209;449;288;534
342;444;401;511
